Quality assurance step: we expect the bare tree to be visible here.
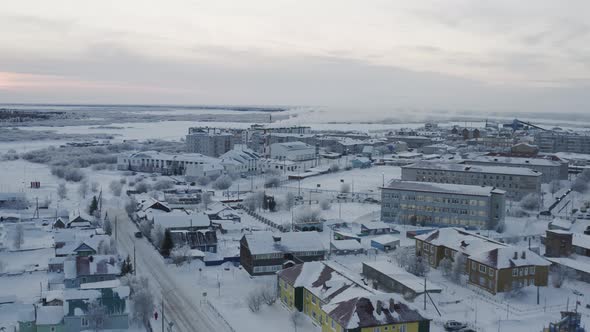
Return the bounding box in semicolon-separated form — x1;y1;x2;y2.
135;181;152;193
78;179;89;199
13;224;24;250
340;183;351;193
260;283;277;305
103;216;112;235
124;198;138;216
57;182;67;200
319;199;331;210
247;290;263;312
109;180;123;197
264;176;281;188
244;191;265;211
200;192;213;210
551;264;572;288
295;207;321;224
197;176;210;186
153;179;175;191
86;299;107;331
170;245;192;266
329;164;340;172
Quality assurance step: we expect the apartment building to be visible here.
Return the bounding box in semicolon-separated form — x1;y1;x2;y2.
415;228;549;294
381;181;506;229
401;161;542;200
117;151;219;175
186;127;236;157
463;156;568;183
535;131;590;154
270;141;317;161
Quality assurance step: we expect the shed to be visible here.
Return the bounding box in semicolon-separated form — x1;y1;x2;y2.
370;235;400;252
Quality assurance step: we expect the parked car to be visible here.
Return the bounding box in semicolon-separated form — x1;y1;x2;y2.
585;226;590;235
134;232;143;239
363;197;380;204
336;193;349;199
458;329;476;332
444;320;467;331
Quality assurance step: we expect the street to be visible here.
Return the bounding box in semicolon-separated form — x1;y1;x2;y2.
107;207;232;332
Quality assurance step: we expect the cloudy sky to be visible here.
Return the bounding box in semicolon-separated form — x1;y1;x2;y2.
0;0;589;113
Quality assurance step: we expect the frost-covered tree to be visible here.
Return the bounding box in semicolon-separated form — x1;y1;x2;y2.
135;181;151;193
329;164;340;172
86;299;107;332
290;311;304;332
57;182;67;200
78;180;89;199
139;219;153;237
150;224;165;248
549;180;562;197
171;245;192;266
439;257;452;277
109;180;123;197
450;254;466;284
284;192;296;211
160;230;174;257
124;198;137;216
247;290;263;313
295;207;321;224
572;177;588;193
90;181;99;194
197;176;210;186
244;191;264;211
153;179;174;191
200;192;212;210
125;275;154;327
212;175;233;190
13;224;24;250
551;264;572;288
520;193;540;210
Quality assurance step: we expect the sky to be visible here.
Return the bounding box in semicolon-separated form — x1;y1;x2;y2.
0;0;589;113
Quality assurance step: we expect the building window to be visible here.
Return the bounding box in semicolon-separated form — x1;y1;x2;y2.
312;296;316;304
81;317;89;327
374;328;380;332
472;261;476;270
400;324;407;332
489;268;494;277
530;267;535;275
479;264;486;273
512;269;518;277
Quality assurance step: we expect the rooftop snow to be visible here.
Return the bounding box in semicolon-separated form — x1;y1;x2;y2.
385;180;505;197
467;155;563;167
152;212;210;229
36;306;64;325
331;240;363;251
244;231;325;255
469;247;550;269
404;161;541;176
363;261;442;293
415;227;506;257
370;235;400;246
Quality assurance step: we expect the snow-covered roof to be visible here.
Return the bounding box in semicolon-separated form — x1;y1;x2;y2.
63;289;101;301
415;227;506;257
572;233;590;250
370;234;400;246
363;261;442;293
385;180;505;197
361;221;391;230
468;155;563;167
244;231;325;255
546;255;590;274
80;279;121;289
18;305;35;322
278;262;373;304
323;293;428;329
42;290;64;303
331;239;363;251
127;150;218;164
404;161;541;176
270;141;314;150
65;255;121;279
36;306;64;325
64;259;76;279
0;192;26;200
152;212;210;229
469;247;550;269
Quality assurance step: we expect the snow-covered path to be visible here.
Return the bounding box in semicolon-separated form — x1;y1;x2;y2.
107;208;233;332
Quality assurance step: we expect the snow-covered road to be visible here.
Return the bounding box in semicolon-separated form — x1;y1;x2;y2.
108;208;233;332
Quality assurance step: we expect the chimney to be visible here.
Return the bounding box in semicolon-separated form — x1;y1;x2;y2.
513;252;518;260
521;251;526;259
272;235;282;243
389;298;395;311
376;300;383;315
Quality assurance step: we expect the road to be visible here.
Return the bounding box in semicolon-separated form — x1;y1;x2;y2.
107;208;232;332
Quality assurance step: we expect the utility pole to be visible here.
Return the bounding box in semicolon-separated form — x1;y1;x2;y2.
133;243;137;276
423;275;427;310
162;297;165;332
115;216;118;243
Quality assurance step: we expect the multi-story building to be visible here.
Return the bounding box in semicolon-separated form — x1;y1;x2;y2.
277;261;431;332
535;131;590;154
415;228;550;294
381;181;506;229
463;156;568;183
117;151;219;175
186;127;236;157
401;161;542;200
270;141;317;162
240;231;326;276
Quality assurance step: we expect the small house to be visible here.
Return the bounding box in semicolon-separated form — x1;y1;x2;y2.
330;239;364;255
360;221;395;236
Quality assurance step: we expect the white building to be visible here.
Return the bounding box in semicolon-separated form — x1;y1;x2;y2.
464;156;568;183
117;151;219;175
270;141;316;162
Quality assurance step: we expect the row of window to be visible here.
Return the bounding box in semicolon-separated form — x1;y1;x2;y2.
417;177;522;189
415;170;516;181
383;193;488;207
252;265;282;273
392;204;487;217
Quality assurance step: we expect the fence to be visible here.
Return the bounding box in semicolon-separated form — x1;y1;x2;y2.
206;300;237;332
237;204;288;232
